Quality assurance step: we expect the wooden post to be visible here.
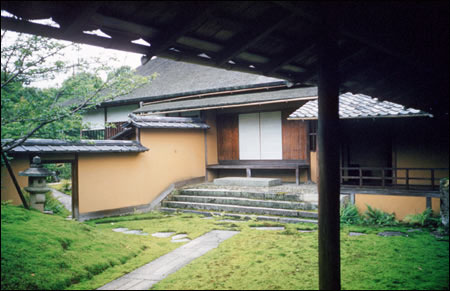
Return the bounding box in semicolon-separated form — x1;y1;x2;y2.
317;7;341;290
359;168;363;187
431;169;435;190
1;152;30;209
406;169;409;190
71;155;80;220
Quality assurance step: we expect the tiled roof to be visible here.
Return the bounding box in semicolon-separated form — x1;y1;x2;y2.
288;92;433;120
134;87;318;114
2;139;148;154
123;114;210;129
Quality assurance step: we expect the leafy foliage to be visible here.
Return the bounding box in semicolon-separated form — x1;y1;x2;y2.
1;30;153;153
363;205;398;226
404;208;441;228
340;204;362;225
44;163;72;182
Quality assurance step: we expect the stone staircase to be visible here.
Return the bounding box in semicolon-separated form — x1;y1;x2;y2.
160;188;319;224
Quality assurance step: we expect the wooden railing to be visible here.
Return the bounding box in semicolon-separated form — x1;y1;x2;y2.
81;122;128;140
340;167;449;190
81;129;105;140
105;122;127;139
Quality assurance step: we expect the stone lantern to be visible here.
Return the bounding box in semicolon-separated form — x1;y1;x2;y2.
19;156;54;212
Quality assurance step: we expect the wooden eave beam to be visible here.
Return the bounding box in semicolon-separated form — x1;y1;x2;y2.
263;35;316;75
272;1;435;73
147;5;211;57
159;48;294;81
90;13;158;39
215;11;294;67
58;3;102;36
0;16;152;55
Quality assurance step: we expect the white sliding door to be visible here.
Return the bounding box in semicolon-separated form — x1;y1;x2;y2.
239;113;261;159
260;111;282;159
238;111;282;160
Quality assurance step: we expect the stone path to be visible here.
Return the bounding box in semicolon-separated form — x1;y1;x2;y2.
49;188;71;211
98;230;239;290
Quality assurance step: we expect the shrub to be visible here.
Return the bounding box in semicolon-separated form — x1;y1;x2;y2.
340;204;362;225
404;208;441;228
363;205;398;226
44;192;70;217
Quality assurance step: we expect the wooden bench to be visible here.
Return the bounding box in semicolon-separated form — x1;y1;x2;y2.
206;161;310;185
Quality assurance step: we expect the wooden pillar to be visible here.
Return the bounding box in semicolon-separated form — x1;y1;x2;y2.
317;8;341;291
71;155;80;220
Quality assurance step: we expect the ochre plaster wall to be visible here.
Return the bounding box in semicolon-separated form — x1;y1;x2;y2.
310;151;318;183
355;194;440;220
1;157;29;205
77;129;206;214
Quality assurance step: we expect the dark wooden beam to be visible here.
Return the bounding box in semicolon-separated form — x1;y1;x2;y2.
273;1;436;73
160;48;294;81
1;152;30;210
91;13;158;39
147;4;211;57
71;155;79;220
215;11;294;66
317;7;341;291
58;3;102;36
1;16;152;55
263;36;316;75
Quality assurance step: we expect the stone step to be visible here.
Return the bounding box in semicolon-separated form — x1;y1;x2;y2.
159;208;318;224
179;189;307;202
170;195;317;211
161;201;318;219
214;177;282;187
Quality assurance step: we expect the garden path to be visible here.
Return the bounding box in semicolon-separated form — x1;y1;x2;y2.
50;188;71;212
98;230;239;290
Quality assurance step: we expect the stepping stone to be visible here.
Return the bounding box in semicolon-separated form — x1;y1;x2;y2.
430;231;445;239
218;219;245;223
298;229;315;233
123;230;148;236
377;231;408;237
113;228;129;233
407;228;422;232
172;234;188;240
251;227;285;231
202;217;214;220
151;232;175;238
349;232;366;236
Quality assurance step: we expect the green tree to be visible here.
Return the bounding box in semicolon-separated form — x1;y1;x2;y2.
1;30;153;153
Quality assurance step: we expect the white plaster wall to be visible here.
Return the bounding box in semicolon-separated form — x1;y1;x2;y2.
106;104;139;123
82;109;105;130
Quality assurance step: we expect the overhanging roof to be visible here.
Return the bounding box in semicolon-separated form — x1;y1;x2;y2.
123;114;210;129
1;1;448;116
288;92;433;120
135;86;318;114
2;139;148;154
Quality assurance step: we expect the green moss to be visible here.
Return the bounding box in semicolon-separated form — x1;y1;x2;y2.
2;205;448;290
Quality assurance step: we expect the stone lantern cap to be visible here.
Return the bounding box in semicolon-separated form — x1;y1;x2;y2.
19;156;55;177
